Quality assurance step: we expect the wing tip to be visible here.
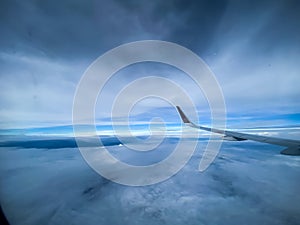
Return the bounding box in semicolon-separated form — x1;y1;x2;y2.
280;146;300;156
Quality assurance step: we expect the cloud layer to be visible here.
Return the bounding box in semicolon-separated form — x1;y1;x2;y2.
0;137;299;225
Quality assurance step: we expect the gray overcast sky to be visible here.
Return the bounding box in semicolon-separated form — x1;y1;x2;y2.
0;0;299;128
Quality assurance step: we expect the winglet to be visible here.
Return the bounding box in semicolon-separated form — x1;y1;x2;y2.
176;106;191;124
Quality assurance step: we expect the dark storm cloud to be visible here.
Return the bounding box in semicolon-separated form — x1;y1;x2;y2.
0;0;228;59
0;0;299;127
0;0;124;60
1;0;299;58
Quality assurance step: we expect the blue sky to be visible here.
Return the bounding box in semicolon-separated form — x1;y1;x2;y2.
0;0;299;129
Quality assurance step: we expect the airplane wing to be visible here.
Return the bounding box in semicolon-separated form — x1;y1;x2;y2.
176;106;300;156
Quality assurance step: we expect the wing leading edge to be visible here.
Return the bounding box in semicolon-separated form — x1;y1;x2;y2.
176;106;300;156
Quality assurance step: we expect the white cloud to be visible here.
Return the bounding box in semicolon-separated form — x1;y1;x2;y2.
0;137;299;225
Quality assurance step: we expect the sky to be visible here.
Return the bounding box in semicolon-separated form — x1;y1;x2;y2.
0;0;300;128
